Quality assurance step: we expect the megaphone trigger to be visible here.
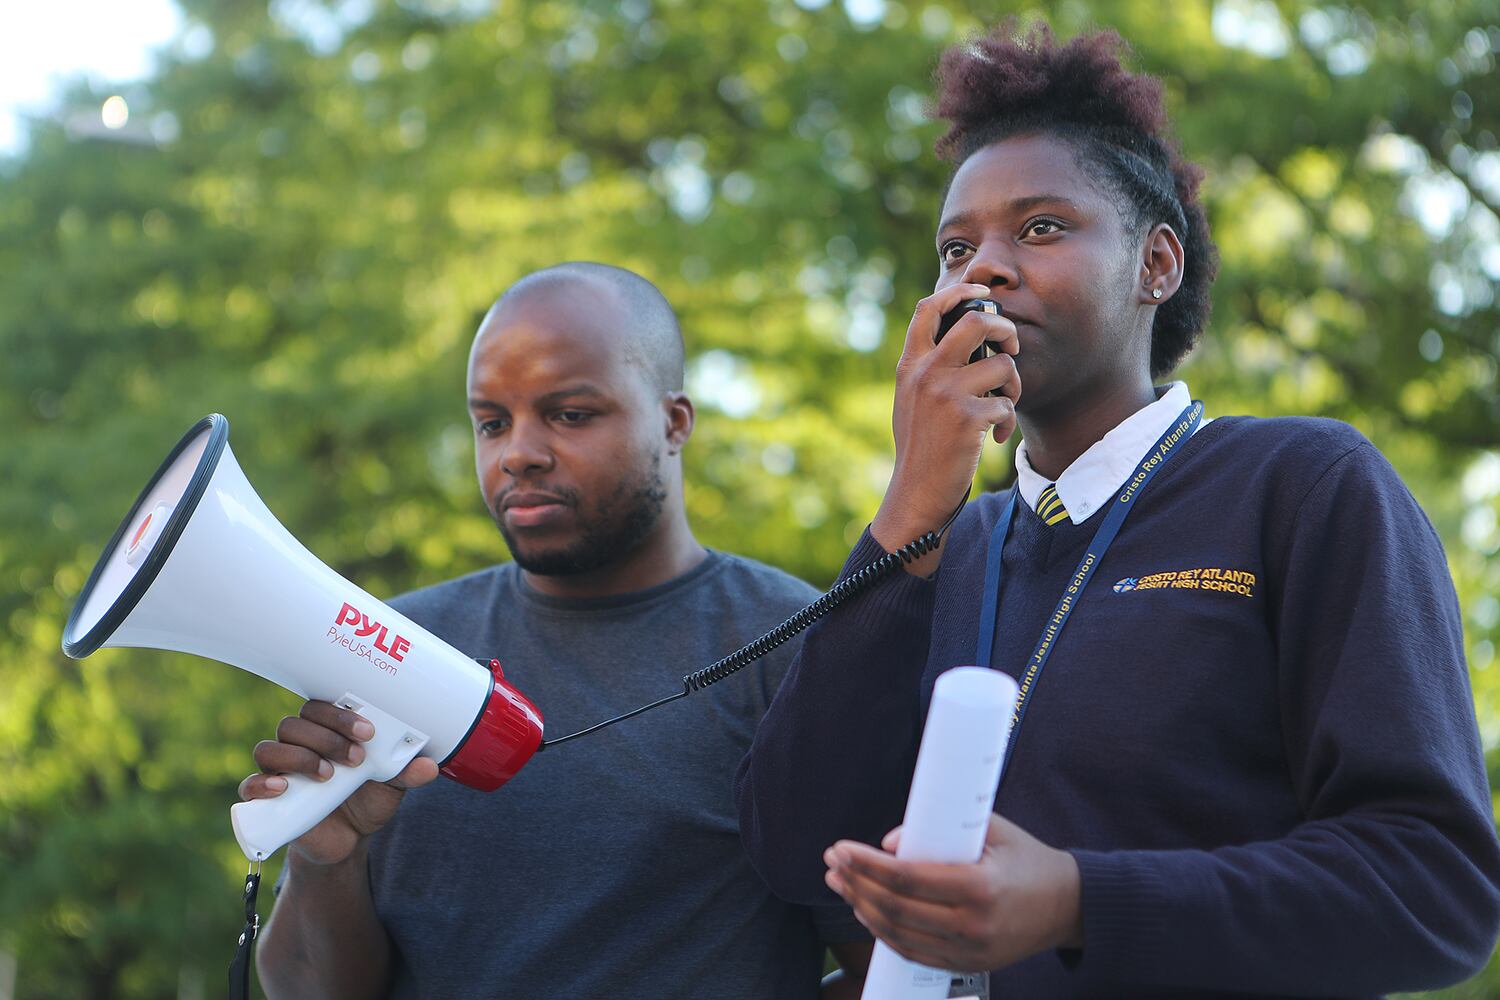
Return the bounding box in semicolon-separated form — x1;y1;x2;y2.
230;694;430;860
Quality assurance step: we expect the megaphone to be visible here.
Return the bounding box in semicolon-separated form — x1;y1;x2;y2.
61;415;544;861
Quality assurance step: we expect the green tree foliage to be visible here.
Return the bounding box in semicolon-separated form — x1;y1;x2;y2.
1;1;1496;995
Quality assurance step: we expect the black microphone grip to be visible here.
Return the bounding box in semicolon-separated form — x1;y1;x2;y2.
934;298;1007;396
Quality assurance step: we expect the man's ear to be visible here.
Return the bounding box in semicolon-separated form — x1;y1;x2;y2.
664;392;695;454
1138;222;1185;305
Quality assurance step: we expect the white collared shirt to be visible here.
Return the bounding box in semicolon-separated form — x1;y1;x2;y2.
1015;382;1205;525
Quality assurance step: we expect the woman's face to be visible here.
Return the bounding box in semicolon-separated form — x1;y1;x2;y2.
934;132;1152;414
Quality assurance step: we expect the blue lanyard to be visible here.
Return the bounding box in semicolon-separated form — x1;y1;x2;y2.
977;401;1203;782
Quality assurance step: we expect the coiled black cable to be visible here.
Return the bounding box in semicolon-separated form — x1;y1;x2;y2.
539;499;966;749
680;526;947;692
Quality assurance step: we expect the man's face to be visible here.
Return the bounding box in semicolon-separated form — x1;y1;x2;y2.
467;288;672;577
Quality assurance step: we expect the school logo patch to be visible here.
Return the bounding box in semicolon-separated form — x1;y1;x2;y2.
1113;568;1257;599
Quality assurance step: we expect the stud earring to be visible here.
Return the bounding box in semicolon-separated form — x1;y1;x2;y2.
1151;288;1163;299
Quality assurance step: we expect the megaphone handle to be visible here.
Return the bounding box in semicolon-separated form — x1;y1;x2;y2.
230;694;430;861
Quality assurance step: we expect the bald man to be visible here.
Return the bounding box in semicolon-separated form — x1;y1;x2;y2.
244;263;872;999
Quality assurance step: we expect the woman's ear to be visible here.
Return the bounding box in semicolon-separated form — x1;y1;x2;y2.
1139;223;1185;305
664;392;695;454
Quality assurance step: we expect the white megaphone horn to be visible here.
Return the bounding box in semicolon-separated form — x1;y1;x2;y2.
62;415;544;861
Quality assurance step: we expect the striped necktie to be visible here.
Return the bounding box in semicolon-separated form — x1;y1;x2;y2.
1036;483;1070;526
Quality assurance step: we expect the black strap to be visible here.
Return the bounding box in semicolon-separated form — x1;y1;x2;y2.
228;866;262;1000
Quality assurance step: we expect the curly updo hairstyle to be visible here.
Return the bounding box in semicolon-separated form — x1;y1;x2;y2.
933;24;1217;377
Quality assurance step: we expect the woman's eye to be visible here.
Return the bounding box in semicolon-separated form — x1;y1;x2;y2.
476;419;507;437
1025;219;1062;237
939;240;972;263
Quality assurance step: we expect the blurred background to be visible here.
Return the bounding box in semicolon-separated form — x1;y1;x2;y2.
1;0;1497;996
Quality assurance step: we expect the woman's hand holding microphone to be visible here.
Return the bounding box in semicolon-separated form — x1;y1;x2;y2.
871;282;1021;567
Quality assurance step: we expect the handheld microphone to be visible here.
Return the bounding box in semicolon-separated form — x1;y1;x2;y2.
935;299;1007;396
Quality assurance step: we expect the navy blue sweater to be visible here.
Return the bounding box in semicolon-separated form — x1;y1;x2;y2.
736;416;1500;998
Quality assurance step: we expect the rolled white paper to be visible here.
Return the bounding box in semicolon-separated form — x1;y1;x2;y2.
859;666;1019;1000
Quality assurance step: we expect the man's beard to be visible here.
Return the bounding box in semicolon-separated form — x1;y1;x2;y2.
493;453;669;577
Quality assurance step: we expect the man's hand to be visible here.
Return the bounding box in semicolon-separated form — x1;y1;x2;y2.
237;699;439;866
822;814;1081;972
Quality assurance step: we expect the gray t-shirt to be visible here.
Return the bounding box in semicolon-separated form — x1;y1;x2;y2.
366;551;864;999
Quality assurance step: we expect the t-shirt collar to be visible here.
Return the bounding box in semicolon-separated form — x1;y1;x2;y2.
511;548;723;614
1014;381;1194;525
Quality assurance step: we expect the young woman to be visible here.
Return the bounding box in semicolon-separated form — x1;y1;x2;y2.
735;25;1500;996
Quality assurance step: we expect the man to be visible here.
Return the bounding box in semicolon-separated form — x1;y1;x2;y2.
242;262;871;998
